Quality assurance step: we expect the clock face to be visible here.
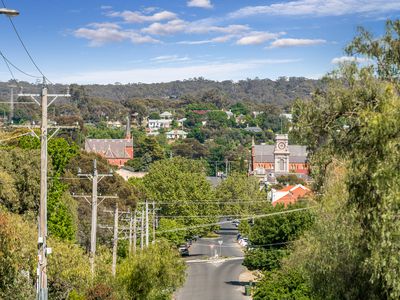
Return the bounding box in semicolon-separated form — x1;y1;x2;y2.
278;142;286;150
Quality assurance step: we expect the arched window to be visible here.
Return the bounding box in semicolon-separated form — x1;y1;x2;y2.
279;158;285;171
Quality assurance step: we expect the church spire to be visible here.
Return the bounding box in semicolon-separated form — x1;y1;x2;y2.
125;115;131;140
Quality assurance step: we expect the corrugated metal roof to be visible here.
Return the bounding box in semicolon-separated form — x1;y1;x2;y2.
253;144;308;163
85;139;132;159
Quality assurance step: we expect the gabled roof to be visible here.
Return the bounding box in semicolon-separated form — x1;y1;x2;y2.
85;139;132;159
272;184;311;206
244;126;262;133
254;144;275;163
166;130;188;135
253;144;308;163
160;111;173;117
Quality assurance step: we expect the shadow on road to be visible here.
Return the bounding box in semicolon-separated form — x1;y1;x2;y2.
225;280;248;287
187;253;204;257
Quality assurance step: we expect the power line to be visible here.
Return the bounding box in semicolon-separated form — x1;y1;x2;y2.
138;200;271;205
0;49;18;85
1;0;52;84
0;132;32;143
156;206;316;233
0;49;41;78
157;215;263;218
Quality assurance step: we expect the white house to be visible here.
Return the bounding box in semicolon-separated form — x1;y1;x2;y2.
177;118;187;127
160;111;173;119
148;119;173;131
166;129;188;140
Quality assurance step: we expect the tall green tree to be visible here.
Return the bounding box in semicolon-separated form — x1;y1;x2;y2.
346;19;400;82
143;157;218;236
215;173;265;216
118;240;186;300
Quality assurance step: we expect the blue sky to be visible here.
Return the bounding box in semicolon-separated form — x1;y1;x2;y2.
0;0;399;84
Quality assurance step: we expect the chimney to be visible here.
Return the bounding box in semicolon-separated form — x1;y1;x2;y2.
125;115;131;140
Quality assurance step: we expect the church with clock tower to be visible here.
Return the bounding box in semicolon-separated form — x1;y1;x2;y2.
251;134;309;176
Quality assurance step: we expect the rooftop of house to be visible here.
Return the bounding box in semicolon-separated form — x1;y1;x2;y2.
244;126;262;133
272;184;311;206
160;111;173;117
85;139;132;159
148;119;172;123
166;129;188;135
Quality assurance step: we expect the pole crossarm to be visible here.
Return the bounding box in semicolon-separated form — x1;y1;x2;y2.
17;93;71;107
17;93;41;105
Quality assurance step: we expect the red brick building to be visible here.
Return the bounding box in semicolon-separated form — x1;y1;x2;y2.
251;134;309;176
85;117;134;168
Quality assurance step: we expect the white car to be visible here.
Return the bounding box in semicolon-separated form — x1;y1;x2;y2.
232;219;240;227
238;238;248;247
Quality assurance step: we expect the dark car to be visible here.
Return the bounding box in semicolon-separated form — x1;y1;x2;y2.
179;245;189;256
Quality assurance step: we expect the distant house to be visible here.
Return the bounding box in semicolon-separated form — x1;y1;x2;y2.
166;129;188;140
244;126;262;133
251;134;309;176
192;110;210;115
280;113;293;122
252;111;263;118
116;166;148;181
85;117;133;168
148;119;172;131
177;118;187;127
271;184;311;207
160;111;173;119
225;110;234;119
106;120;122;128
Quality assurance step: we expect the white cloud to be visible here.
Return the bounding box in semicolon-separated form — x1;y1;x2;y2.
229;0;400;18
74;23;160;46
187;0;213;9
236;31;284;45
142;19;186;35
108;10;177;23
269;38;326;48
188;24;250;34
142;19;250;36
55;59;301;84
331;56;371;64
177;35;234;45
178;40;213;45
151;55;190;63
100;5;112;10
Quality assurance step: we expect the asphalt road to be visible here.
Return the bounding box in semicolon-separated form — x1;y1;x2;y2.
176;222;251;300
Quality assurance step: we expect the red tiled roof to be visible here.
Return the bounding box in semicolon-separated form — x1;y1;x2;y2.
192;110;209;115
280;185;296;192
272;185;311;207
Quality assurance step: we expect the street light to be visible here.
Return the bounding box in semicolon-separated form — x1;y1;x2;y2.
0;8;19;16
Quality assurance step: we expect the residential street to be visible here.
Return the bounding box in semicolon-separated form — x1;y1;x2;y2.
176;222;252;300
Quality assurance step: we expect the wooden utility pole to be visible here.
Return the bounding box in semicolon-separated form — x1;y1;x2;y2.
145;200;149;247
18;78;70;300
38;82;48;300
140;209;144;250
128;210;133;256
9;85;16;122
112;203;118;277
129;209;137;255
73;159;115;275
133;210;137;253
152;201;156;243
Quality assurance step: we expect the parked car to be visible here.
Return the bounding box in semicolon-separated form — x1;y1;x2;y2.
238;238;249;247
178;245;189;256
